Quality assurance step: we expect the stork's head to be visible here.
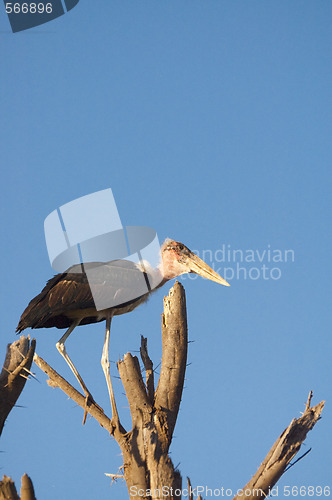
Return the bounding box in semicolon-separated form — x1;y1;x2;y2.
160;239;230;286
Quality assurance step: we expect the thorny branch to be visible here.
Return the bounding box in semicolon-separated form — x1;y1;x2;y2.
0;336;36;436
33;353;116;434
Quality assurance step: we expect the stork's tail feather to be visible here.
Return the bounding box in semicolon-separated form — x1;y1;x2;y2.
16;323;25;334
16;295;53;332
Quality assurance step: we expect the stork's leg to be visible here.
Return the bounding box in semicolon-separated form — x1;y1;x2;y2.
56;319;92;397
56;319;98;423
101;314;119;421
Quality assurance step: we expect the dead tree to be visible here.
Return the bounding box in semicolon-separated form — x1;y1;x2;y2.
32;282;325;499
0;283;324;500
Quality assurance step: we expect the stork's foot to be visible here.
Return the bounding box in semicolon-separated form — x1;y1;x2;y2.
82;393;104;425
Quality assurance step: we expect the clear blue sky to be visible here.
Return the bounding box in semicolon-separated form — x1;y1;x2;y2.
1;2;331;499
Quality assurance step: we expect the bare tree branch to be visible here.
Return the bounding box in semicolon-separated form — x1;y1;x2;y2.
232;392;325;500
118;352;152;426
33;353;115;434
0;336;36;436
140;336;154;404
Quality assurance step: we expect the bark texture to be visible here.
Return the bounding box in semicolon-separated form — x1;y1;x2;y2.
0;336;36;436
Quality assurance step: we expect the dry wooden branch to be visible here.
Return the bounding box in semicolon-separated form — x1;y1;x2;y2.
0;336;36;436
232;392;325;500
140;336;154;404
33;353;115;434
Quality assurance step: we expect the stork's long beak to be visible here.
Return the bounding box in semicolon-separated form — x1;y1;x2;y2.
186;252;230;286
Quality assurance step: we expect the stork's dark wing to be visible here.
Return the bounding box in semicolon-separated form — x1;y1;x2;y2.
17;260;151;331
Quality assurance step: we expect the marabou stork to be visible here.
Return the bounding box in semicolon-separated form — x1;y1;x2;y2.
17;239;230;420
